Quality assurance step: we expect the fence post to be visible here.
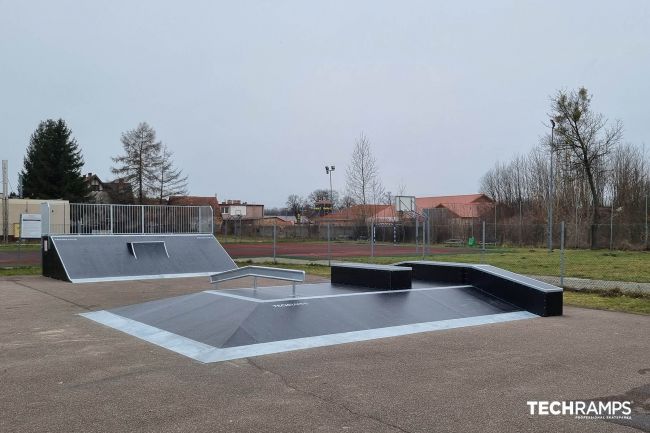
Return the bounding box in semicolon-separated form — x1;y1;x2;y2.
494;203;497;244
110;205;114;234
141;205;145;234
415;217;419;255
273;222;277;264
371;220;375;258
609;201;614;251
645;192;648;250
327;223;331;266
422;214;426;259
427;211;431;255
560;221;564;287
481;220;486;264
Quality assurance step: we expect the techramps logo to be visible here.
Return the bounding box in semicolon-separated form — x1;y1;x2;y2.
527;400;633;421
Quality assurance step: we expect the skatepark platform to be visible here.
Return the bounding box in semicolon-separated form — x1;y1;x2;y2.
81;260;561;362
82;280;537;363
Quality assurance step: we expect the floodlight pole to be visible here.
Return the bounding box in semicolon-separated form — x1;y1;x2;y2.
645;192;648;250
548;119;555;252
2;160;8;244
325;165;335;266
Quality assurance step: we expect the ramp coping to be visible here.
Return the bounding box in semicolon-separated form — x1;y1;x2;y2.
331;262;411;271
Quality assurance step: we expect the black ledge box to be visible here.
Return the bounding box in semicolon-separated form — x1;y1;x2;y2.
331;263;412;290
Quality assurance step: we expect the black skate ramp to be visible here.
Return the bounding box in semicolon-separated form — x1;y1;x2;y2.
81;280;538;363
43;234;236;283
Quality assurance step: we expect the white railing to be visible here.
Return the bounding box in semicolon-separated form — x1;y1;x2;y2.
42;203;213;235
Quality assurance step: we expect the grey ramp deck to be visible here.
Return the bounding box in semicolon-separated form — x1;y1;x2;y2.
82;281;537;363
50;234;236;283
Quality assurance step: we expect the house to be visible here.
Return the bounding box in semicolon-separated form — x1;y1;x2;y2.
317;204;398;226
220;200;264;221
415;194;494;220
314;194;495;226
84;173;134;204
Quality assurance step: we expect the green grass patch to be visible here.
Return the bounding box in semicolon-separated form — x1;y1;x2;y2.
343;248;650;283
0;243;40;252
564;289;650;315
0;266;42;276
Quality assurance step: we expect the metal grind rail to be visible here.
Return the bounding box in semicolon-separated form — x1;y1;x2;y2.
210;266;305;296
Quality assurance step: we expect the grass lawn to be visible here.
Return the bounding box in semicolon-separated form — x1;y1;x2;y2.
343;247;650;283
0;243;41;252
0;266;42;276
563;290;650;315
247;261;650;315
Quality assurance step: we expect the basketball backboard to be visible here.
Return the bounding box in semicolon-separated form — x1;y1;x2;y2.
394;196;416;212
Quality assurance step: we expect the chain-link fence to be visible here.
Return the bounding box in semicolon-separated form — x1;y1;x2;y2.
3;208;649;292
216;219;649;293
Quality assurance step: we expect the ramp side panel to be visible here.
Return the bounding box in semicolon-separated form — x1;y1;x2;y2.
48;235;236;283
42;236;70;282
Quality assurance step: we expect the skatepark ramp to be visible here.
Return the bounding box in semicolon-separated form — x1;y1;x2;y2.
42;234;237;283
40;202;237;283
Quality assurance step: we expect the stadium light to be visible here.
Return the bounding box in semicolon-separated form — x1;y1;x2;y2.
549;119;555;252
325;165;335;266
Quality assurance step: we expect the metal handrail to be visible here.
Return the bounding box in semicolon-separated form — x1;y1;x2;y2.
209;266;305;296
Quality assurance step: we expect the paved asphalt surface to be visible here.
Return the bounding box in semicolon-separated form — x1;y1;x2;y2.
1;275;648;433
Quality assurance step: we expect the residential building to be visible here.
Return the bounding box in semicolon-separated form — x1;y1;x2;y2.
220;200;264;220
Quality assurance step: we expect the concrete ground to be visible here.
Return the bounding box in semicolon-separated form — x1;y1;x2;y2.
1;275;648;433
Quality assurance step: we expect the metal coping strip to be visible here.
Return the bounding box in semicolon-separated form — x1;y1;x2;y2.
69;272;216;284
80;310;538;364
204;284;474;303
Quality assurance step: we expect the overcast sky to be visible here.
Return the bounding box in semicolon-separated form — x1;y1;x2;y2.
1;1;649;207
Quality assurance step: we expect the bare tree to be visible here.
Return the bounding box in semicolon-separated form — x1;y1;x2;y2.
286;194;306;219
308;188;339;208
340;194;356;208
549;87;623;248
112;122;161;204
154;145;188;203
346;133;383;207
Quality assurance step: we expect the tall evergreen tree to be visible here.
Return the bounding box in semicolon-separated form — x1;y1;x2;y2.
111;122;162;204
21;119;89;201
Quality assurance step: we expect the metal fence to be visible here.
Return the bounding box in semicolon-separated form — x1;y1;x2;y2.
215;219;650;292
43;203;214;235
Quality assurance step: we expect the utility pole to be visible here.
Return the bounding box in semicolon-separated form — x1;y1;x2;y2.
2;160;8;244
548;120;555;252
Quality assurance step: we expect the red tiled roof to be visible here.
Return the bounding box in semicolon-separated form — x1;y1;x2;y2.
415;194;492;208
321;204;396;221
168;195;220;208
416;194;493;219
